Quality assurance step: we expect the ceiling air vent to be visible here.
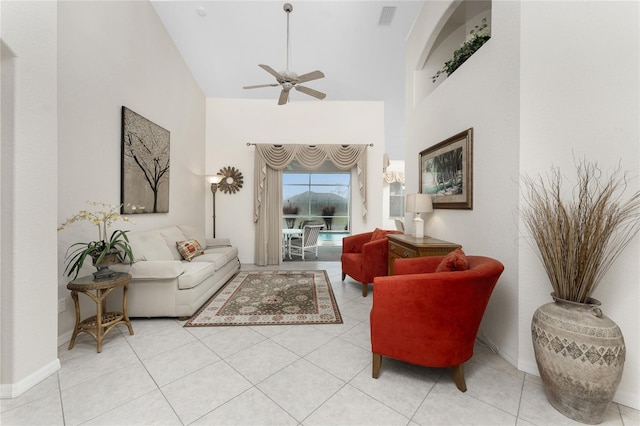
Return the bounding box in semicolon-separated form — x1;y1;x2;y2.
378;6;396;26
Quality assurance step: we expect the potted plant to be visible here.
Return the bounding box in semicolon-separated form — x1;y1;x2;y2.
58;202;134;280
321;205;335;230
432;18;491;83
283;201;299;229
521;160;640;424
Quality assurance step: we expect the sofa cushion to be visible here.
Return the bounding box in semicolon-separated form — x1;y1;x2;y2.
177;262;216;290
435;248;469;272
178;225;207;248
128;231;175;261
205;238;232;247
176;240;205;261
158;227;188;260
112;260;185;279
192;246;238;270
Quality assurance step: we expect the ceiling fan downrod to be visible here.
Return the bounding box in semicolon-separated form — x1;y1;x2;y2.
284;3;292;73
242;2;326;105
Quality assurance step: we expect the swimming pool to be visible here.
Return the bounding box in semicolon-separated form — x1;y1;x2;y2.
318;231;349;246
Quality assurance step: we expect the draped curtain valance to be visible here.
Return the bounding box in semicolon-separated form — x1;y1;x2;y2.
383;170;405;184
253;144;369;222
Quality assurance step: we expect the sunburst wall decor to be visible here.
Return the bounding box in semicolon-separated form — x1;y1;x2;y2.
218;166;244;194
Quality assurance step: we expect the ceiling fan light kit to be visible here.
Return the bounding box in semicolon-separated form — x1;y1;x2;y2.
243;3;326;105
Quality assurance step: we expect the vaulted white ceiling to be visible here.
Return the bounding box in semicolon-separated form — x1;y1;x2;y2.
151;1;424;160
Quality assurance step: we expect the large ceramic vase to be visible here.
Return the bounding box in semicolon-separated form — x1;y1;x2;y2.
531;293;625;424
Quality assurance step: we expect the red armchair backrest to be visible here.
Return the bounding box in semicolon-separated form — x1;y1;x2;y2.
371;255;504;368
341;230;403;284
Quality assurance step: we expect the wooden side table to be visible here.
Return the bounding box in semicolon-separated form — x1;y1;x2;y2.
67;272;134;353
387;234;461;275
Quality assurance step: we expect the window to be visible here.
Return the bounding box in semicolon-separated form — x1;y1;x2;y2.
389;181;405;218
283;161;351;232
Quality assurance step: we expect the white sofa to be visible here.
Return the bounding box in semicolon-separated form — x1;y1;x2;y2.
110;225;240;318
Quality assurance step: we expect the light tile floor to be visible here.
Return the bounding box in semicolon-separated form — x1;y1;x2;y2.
2;261;639;425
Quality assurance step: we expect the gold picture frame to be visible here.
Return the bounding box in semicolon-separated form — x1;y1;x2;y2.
419;128;473;209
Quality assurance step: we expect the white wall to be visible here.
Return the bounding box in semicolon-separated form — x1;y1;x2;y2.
406;1;522;365
519;1;639;409
205;99;386;264
382;160;405;231
406;0;639;409
1;1;60;397
57;2;206;342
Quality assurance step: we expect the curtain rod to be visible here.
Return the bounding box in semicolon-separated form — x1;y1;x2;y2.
246;143;374;147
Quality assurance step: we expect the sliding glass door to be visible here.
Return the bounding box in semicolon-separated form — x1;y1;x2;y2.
283;161;351;236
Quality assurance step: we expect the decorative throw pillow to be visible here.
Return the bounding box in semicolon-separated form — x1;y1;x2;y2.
370;228;390;241
435;248;469;272
176;240;205;262
370;228;402;242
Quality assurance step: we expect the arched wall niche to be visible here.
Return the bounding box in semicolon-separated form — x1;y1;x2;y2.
413;0;492;104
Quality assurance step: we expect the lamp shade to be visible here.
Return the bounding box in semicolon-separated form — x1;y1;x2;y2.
405;194;416;213
406;193;433;213
207;174;224;184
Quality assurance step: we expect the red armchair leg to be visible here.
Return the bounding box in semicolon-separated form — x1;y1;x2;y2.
451;364;467;392
372;353;382;378
362;282;368;297
342;272;346;281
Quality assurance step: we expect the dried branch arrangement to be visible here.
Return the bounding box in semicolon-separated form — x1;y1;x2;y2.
521;160;640;303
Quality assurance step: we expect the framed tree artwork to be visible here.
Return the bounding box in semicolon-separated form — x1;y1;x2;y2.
419;128;473;209
121;107;170;214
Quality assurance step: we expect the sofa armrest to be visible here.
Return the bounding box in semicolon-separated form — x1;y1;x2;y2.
111;260;185;279
205;238;231;247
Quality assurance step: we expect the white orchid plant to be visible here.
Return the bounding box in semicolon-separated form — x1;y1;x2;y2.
58;202;134;279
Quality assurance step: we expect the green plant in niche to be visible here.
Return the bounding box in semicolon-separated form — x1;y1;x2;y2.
432;18;491;83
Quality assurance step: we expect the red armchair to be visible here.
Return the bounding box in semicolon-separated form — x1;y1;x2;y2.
370;254;504;392
341;229;403;297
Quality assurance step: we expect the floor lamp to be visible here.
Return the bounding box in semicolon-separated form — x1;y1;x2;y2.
406;193;434;238
208;175;224;238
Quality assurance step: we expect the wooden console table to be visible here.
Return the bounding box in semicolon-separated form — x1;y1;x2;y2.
387;234;461;275
67;272;134;353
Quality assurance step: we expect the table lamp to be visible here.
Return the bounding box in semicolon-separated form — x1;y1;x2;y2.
406;193;433;238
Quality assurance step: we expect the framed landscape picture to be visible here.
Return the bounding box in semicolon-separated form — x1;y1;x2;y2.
121;107;170;214
419;128;473;209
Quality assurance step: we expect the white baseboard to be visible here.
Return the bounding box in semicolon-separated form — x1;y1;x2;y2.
613;388;640;410
58;330;73;348
0;358;61;399
518;359;540;377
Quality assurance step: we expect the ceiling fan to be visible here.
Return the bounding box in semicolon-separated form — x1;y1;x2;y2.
243;3;326;105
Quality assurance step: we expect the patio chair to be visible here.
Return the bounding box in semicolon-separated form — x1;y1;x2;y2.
288;224;325;260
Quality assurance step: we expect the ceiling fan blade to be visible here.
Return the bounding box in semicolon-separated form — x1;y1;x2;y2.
243;83;279;89
296;70;325;83
259;64;282;81
295;85;326;100
278;88;290;105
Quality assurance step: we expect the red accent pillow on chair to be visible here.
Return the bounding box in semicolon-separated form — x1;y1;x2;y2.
435;248;469;272
370;228;402;242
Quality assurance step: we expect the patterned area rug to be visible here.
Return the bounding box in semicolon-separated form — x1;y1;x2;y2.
185;270;342;327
